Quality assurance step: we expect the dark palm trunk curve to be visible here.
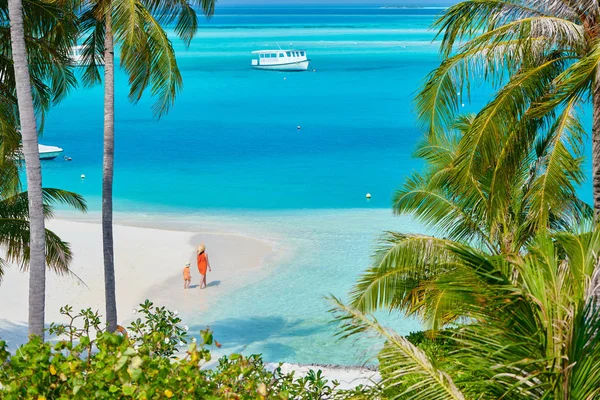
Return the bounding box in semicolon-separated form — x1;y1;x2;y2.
8;0;47;339
103;15;117;332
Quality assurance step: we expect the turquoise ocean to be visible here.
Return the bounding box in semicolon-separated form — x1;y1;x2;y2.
38;5;568;365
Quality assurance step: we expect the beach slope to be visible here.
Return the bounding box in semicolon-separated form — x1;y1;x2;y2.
0;219;273;348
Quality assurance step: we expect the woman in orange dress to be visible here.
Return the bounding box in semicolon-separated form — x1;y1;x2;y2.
197;244;211;289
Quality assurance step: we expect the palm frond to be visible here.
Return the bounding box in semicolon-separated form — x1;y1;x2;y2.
79;7;106;87
112;0;183;117
40;188;88;216
525;98;585;231
350;233;471;326
393;174;491;247
568;300;600;399
530;44;600;119
433;1;554;56
330;298;465;400
0;188;87;220
415;38;562;136
0;218;73;275
454;54;570;182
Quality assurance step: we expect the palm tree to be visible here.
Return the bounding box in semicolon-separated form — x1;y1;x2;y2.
5;0;78;338
351;115;590;329
416;0;600;215
78;0;216;331
0;186;88;281
333;226;600;399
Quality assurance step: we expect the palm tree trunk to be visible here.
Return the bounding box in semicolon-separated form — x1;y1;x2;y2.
103;15;117;332
594;68;600;218
8;0;47;339
593;70;600;312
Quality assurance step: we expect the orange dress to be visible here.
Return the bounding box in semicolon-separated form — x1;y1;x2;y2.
197;252;208;275
183;266;191;280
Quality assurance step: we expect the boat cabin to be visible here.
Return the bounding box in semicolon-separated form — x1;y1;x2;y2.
251;49;309;70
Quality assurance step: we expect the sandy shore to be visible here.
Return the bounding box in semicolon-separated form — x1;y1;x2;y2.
0;216;379;387
270;363;381;390
0;218;274;349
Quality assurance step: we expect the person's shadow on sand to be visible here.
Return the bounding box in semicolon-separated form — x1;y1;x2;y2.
188;281;221;289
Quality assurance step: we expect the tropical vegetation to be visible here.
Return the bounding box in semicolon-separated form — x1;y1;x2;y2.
335;224;600;398
0;301;375;399
415;0;600;215
333;107;600;398
77;0;217;332
3;0;217;335
336;0;600;395
6;0;600;397
0;185;87;281
4;0;80;338
350;113;589;329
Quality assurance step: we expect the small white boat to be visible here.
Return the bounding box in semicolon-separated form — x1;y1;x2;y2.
70;45;84;65
251;49;310;71
70;46;104;67
38;144;63;160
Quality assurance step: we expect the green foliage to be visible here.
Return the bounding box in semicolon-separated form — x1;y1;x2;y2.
343;19;600;391
405;331;453;361
414;0;600;224
0;0;79;142
78;0;216;117
378;331;455;399
0;181;87;280
127;300;188;358
0;301;378;399
334;227;600;399
350;111;590;330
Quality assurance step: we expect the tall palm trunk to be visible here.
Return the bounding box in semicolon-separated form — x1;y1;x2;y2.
592;67;600;220
594;68;600;219
8;0;47;339
593;69;600;309
102;15;117;332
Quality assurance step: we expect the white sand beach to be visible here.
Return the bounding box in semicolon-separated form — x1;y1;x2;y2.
0;216;379;387
0;218;274;349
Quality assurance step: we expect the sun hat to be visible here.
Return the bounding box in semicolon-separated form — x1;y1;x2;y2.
197;244;206;254
185;263;190;267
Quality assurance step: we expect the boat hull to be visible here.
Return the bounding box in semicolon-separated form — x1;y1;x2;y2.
15;144;63;161
252;60;310;71
39;151;63;160
38;144;63;160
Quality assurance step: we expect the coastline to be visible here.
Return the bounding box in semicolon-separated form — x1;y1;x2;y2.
0;209;419;375
0;217;278;350
0;213;382;386
269;363;381;390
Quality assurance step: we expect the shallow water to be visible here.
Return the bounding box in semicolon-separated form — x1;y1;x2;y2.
108;208;425;365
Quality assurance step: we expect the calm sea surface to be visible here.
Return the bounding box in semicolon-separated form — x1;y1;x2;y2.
39;5;576;365
41;5;474;210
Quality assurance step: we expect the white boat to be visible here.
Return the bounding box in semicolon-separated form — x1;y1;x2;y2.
251;49;310;71
70;46;104;67
70;45;84;65
38;144;63;160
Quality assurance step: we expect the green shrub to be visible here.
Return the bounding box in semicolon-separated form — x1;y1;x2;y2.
404;330;454;361
0;301;377;399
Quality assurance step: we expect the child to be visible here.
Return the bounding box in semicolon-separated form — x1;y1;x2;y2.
183;263;192;289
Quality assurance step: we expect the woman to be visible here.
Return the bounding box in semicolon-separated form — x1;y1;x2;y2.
197;244;212;289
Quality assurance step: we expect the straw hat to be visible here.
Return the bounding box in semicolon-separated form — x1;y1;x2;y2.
197;244;206;254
